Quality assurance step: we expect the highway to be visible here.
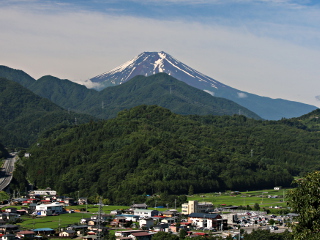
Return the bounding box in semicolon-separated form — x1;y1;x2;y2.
0;153;17;191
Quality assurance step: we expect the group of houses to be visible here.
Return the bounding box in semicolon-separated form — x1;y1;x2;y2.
2;188;275;240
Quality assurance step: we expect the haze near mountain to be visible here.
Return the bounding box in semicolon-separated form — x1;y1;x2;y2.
87;51;317;120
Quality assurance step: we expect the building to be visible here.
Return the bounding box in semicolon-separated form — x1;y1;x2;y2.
139;218;154;229
188;213;227;230
131;203;148;209
29;188;56;196
181;201;214;215
35;203;63;216
133;209;159;218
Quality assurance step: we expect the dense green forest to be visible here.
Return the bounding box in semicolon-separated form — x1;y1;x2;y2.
20;105;320;204
0;78;96;148
0;142;9;159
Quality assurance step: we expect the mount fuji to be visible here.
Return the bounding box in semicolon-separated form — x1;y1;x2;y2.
86;51;317;120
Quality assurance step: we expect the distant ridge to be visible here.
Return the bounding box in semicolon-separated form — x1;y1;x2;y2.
86;51;318;120
0;66;261;120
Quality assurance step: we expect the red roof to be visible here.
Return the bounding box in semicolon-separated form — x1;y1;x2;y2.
131;232;152;237
194;232;207;236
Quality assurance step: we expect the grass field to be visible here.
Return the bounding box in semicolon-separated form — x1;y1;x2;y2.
17;205;128;230
187;188;289;209
18;212;91;230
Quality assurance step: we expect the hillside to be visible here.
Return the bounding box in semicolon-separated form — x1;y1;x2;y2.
22;105;320;204
0;77;96;148
0;142;9;159
81;73;261;119
0;66;261;120
29;75;97;112
0;65;35;87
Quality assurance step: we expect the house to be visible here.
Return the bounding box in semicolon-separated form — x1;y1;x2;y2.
161;210;178;217
118;215;140;222
78;197;87;205
67;225;88;235
131;203;148;210
0;213;19;223
133;209;159;218
4;208;17;214
110;210;122;215
115;230;147;237
64;198;75;206
128;231;154;240
188;213;227;230
181;201;213;215
139;218;154;229
59;230;76;237
1;234;15;240
161;217;175;224
115;230;150;239
274;186;282;191
16;230;35;239
29;188;56;196
0;225;20;234
32;228;55;236
153;223;169;232
80;218;91;225
110;217;127;228
35;202;63;216
28;203;37;214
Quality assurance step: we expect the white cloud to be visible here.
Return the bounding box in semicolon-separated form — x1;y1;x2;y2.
237;93;248;98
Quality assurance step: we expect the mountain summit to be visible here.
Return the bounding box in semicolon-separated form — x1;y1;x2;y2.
86;51;317;120
87;51;227;93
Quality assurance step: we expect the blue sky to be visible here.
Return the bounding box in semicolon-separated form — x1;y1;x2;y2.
1;0;320;107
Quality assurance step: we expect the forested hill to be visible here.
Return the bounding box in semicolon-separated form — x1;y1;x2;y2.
0;78;96;148
0;66;261;120
23;105;320;204
0;142;9;159
82;73;261;119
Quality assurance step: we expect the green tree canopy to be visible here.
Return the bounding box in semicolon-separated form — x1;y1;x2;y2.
287;171;320;240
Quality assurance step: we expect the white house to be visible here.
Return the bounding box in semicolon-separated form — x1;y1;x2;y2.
30;188;57;196
133;209;159;218
139;218;154;229
35;202;63;216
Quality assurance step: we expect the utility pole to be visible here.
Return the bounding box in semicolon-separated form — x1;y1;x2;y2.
97;197;102;240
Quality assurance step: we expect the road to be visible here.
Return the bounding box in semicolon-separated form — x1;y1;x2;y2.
0;153;17;191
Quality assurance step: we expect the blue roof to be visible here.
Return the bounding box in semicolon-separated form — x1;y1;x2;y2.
33;228;54;231
117;214;140;218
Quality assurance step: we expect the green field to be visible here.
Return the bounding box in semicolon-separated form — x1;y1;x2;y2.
18;212;91;230
187;188;288;209
17;205;128;230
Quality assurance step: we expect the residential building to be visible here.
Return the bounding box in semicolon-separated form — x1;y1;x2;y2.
181;201;213;215
29;188;56;196
188;213;227;230
133;209;159;218
35;203;63;216
131;203;148;209
139;218;154;229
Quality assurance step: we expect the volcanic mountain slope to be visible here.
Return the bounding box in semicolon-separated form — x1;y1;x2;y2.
87;51;317;120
